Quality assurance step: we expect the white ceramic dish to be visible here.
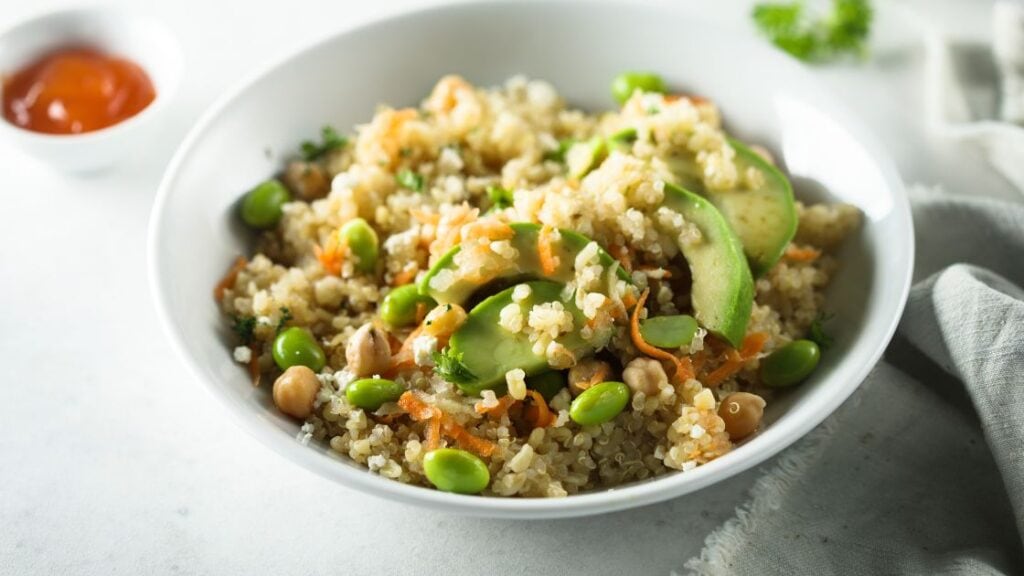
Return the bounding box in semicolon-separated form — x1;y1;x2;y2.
149;0;913;519
0;7;182;172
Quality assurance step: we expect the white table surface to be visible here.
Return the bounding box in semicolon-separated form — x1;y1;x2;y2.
0;1;1015;574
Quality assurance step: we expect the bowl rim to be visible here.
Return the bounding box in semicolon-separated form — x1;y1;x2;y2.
0;5;183;143
147;0;914;518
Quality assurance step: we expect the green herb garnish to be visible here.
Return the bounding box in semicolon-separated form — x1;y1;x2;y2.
396;169;425;192
543;138;576;163
232;316;257;344
486;185;514;210
275;307;293;334
808;313;834;350
752;0;873;62
432;349;477;384
300;126;348;160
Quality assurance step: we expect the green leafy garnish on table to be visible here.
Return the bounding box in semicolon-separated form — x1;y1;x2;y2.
301;125;347;160
432;349;477;384
752;0;873;62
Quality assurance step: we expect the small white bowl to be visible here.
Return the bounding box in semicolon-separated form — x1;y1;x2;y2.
149;0;913;518
0;7;182;172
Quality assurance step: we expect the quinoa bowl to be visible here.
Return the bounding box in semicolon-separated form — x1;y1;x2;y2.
149;0;913;518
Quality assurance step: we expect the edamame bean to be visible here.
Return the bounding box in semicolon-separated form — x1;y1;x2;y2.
423;448;490;494
345;378;405;410
569;381;630;426
611;72;667;104
760;339;820;388
272;327;326;372
240;179;291;229
639;314;699;349
340;218;379;273
380;285;437;327
527;370;567;402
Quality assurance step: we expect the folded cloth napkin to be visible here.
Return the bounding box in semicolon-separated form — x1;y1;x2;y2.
684;187;1024;575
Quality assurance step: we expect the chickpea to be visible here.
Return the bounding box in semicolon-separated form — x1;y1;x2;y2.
421;303;467;337
272;365;321;419
345;323;392;377
717;392;766;441
568;358;613;397
283;160;330;201
622;357;668;396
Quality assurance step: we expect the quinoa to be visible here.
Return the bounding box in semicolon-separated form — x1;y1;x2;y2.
219;75;861;497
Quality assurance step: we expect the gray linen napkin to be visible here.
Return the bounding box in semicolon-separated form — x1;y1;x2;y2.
684;188;1024;575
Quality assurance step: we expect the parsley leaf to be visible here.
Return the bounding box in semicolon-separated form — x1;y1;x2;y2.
300;125;348;161
396;169;425;192
232;316;257;344
432;348;478;384
543;138;576;163
808;313;834;350
752;0;873;62
486;185;514;210
275;307;293;334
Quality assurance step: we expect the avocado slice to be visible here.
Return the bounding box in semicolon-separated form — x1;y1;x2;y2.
419;222;631;305
442;280;594;395
661;182;753;347
666;139;797;277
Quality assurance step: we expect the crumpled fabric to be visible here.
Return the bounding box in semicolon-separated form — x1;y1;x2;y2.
685;188;1024;575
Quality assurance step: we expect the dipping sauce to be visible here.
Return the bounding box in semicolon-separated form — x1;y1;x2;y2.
2;47;156;135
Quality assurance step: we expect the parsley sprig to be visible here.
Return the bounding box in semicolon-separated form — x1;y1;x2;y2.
300;126;348;161
752;0;873;62
432;348;478;384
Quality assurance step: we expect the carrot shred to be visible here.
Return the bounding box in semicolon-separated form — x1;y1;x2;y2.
391;267;418;286
475;395;516;417
414;302;428;325
411;208;441;225
784;244;822;262
523;390;556;429
314;231;346;275
537;225;559;276
213;256;248;301
609;244;633;273
703;332;769;387
398;391;496;456
247;344;261;387
630;288;693;384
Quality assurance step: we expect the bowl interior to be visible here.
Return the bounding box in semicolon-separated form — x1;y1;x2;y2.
150;0;911;518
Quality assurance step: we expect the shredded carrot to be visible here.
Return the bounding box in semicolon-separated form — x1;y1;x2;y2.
414;302;428;325
213;256;248;301
314;231;346;275
398;391;437;421
424;413;442;451
621;290;638;310
247;344;261;387
784;244;821;262
443;419;497;457
703;332;769;387
461;219;514;243
475;395;516;417
391;267;418;287
411;208;441;225
665;93;709;105
398;391;496;456
391;325;427;368
538;225;559;276
630;288;694;383
609;244;633;273
523;390;556;429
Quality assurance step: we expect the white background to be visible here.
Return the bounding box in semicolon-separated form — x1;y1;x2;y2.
0;0;1015;574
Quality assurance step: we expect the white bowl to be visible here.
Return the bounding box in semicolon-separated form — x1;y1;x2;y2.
149;0;913;518
0;7;183;172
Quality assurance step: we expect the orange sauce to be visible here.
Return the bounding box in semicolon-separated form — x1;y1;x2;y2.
2;46;156;135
